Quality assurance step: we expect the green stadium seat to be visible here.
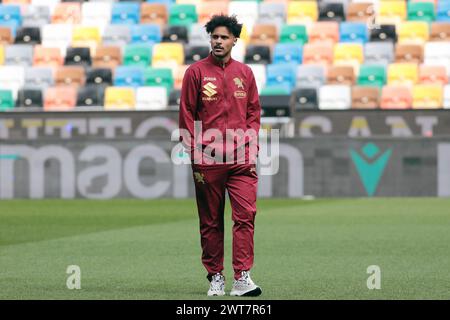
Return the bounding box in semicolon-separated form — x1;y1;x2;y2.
123;44;152;67
279;24;308;45
169;4;198;27
407;1;435;22
144;67;174;93
357;65;387;87
0;89;14;111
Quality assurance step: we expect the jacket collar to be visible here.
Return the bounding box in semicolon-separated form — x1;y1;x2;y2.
207;52;234;68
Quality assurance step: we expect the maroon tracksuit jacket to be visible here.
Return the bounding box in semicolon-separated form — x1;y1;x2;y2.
179;53;261;280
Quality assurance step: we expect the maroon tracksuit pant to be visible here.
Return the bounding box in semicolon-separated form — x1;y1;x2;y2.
192;162;258;280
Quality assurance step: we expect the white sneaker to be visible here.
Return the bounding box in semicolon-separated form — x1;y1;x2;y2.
230;271;262;297
207;273;225;296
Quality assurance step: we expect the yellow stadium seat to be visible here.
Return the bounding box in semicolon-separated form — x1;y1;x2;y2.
378;1;407;25
412;84;443;109
72;26;101;50
333;43;363;72
287;1;318;24
152;43;184;66
388;63;419;86
398;21;429;44
0;46;4;65
104;87;136;110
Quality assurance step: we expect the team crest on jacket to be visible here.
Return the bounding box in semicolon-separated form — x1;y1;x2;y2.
194;172;206;184
202;82;218;101
233;77;244;89
233;77;246;98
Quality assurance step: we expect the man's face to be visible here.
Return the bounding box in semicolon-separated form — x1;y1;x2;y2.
210;26;236;60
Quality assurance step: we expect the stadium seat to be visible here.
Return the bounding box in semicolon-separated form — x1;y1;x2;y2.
346;2;375;23
340;22;368;43
168;89;181;109
43;86;77;111
357;64;386;87
0;5;22;28
184;44;210;64
123;44;152;67
111;2;140;25
24;67;53;89
407;1;435;22
228;1;259;33
430;22;450;41
266;63;297;91
31;0;59;16
0;66;24;99
273;43;302;65
412;84;442;109
0;89;14;111
287;1;318;25
424;42;450;73
318;2;345;22
370;24;397;43
72;26;101;50
143;67;174;93
0;46;4;65
4;44;33;66
248;63;266;92
52;2;81;24
290;86;318;110
135;86;168;110
296;65;326;87
54;66;85;88
162;25;189;43
152;43;184;66
388;63;418;86
22;5;50;27
14;27;41;45
81;2;111;28
380;85;412;109
102;25;131;47
334;43;364;69
86;68;113;87
76;85;105;107
309;22;339;45
303;43;334;65
104;86;135;110
249;24;278;47
244;45;271;65
114;66;145;87
319;85;351;109
169;4;198;27
189;23;210;46
197;1;228;25
231;38;246;63
92;46;122;69
351;86;380;109
279;24;308;45
42;24;73;55
130;24;161;45
327;65;355;85
444;85;450;108
64;47;91;67
395;43;423;64
16;88;43;108
0;27;12;44
174;64;189;90
419;65;448;85
258;2;286;27
378;0;407;26
141;3;168;27
364;42;395;65
398;22;429;44
437;1;450;22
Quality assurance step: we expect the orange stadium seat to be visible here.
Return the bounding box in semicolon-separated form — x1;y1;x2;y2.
395;43;423;64
198;1;229;25
92;46;122;69
308;22;339;45
303;43;334;65
430;22;450;41
0;27;13;44
33;46;63;67
43;86;77;111
380;85;413;109
141;3;168;27
419;65;448;85
351;86;380;109
54;66;85;88
249;24;279;47
52;2;81;24
327;65;355;85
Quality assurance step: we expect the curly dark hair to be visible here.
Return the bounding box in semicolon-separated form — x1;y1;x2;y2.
204;14;243;38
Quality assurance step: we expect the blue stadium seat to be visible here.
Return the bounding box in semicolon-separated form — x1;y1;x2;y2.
130;24;161;44
340;22;368;43
266;63;297;91
437;1;450;22
0;5;22;28
273;44;303;65
111;2;140;25
114;66;145;87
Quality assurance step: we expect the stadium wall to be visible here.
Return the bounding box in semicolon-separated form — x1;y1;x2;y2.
1;111;450;199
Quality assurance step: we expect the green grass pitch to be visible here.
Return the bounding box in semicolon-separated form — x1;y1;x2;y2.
1;198;449;300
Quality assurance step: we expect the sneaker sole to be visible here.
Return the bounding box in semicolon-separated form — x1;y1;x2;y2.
230;287;262;297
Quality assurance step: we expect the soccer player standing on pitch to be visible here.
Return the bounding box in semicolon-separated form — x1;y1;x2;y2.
179;14;262;297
